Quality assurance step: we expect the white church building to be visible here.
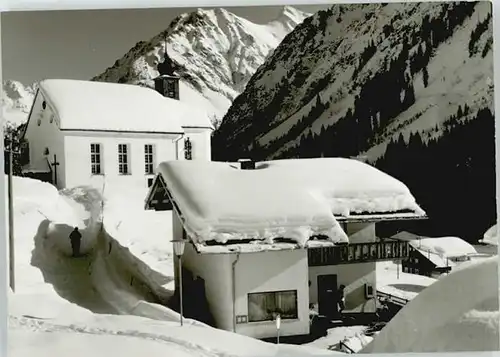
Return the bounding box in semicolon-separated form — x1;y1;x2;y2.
144;158;427;339
20;53;213;190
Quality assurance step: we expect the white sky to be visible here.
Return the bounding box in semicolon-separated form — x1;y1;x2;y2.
1;5;329;85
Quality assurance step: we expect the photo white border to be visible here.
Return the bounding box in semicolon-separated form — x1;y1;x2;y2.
0;1;498;357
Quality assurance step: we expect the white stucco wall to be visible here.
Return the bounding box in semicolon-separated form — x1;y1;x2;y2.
24;92;67;188
63;131;180;189
25;93;212;190
232;249;310;338
309;263;376;313
308;222;377;313
180;243;234;331
173;214;234;330
182;128;212;161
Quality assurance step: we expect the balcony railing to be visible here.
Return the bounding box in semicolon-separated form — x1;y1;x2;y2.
308;241;410;266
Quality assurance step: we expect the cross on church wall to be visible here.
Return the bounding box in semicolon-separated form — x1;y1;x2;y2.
50;154;60;186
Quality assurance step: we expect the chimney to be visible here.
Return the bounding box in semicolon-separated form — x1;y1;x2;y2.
238;159;255;170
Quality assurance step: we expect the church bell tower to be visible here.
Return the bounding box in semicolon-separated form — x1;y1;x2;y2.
154;41;180;100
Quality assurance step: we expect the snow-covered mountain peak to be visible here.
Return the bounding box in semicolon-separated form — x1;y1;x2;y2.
2;80;36;128
275;5;312;26
92;7;311;126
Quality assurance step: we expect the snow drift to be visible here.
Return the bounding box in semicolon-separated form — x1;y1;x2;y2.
361;256;499;353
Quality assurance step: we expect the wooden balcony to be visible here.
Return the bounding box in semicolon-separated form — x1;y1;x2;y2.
308;241;410;266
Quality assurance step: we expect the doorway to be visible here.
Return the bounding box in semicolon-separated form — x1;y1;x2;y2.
317;274;339;320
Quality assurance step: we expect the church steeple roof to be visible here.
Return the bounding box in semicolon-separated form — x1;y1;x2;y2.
157;46;177;77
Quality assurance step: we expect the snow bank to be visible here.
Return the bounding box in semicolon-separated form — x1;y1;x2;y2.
392;231;477;258
8;176;100;324
157;158;425;245
362;256;499;353
11;176;183;323
306;325;372;353
92;180;210;326
39;79;189;133
10;177;87;294
102;181;174;288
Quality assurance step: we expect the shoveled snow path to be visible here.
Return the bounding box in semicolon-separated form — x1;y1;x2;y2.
28;185;116;314
30;240;115;314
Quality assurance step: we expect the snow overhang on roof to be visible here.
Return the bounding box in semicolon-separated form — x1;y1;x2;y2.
35;79;187;134
145;158;427;253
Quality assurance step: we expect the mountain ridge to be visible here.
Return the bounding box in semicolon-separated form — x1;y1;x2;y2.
213;2;493;162
92;6;311;126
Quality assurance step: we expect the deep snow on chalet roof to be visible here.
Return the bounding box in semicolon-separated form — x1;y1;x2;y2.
147;158;426;251
36;79;202;133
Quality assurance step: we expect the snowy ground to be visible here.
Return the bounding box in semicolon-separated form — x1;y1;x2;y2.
363;256;499;353
7;176;500;355
376;261;436;302
306;325;373;353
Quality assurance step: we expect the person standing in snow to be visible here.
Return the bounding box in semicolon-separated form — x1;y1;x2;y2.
69;227;82;257
337;285;346;313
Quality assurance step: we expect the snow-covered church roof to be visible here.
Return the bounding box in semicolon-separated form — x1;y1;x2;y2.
149;158;426;251
36;79;205;133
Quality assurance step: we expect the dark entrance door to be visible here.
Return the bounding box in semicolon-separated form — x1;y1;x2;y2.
317;274;339;320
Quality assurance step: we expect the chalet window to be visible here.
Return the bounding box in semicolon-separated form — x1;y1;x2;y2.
144;144;155;174
118;144;130;175
247;290;298;322
184;137;192;160
90;143;102;175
